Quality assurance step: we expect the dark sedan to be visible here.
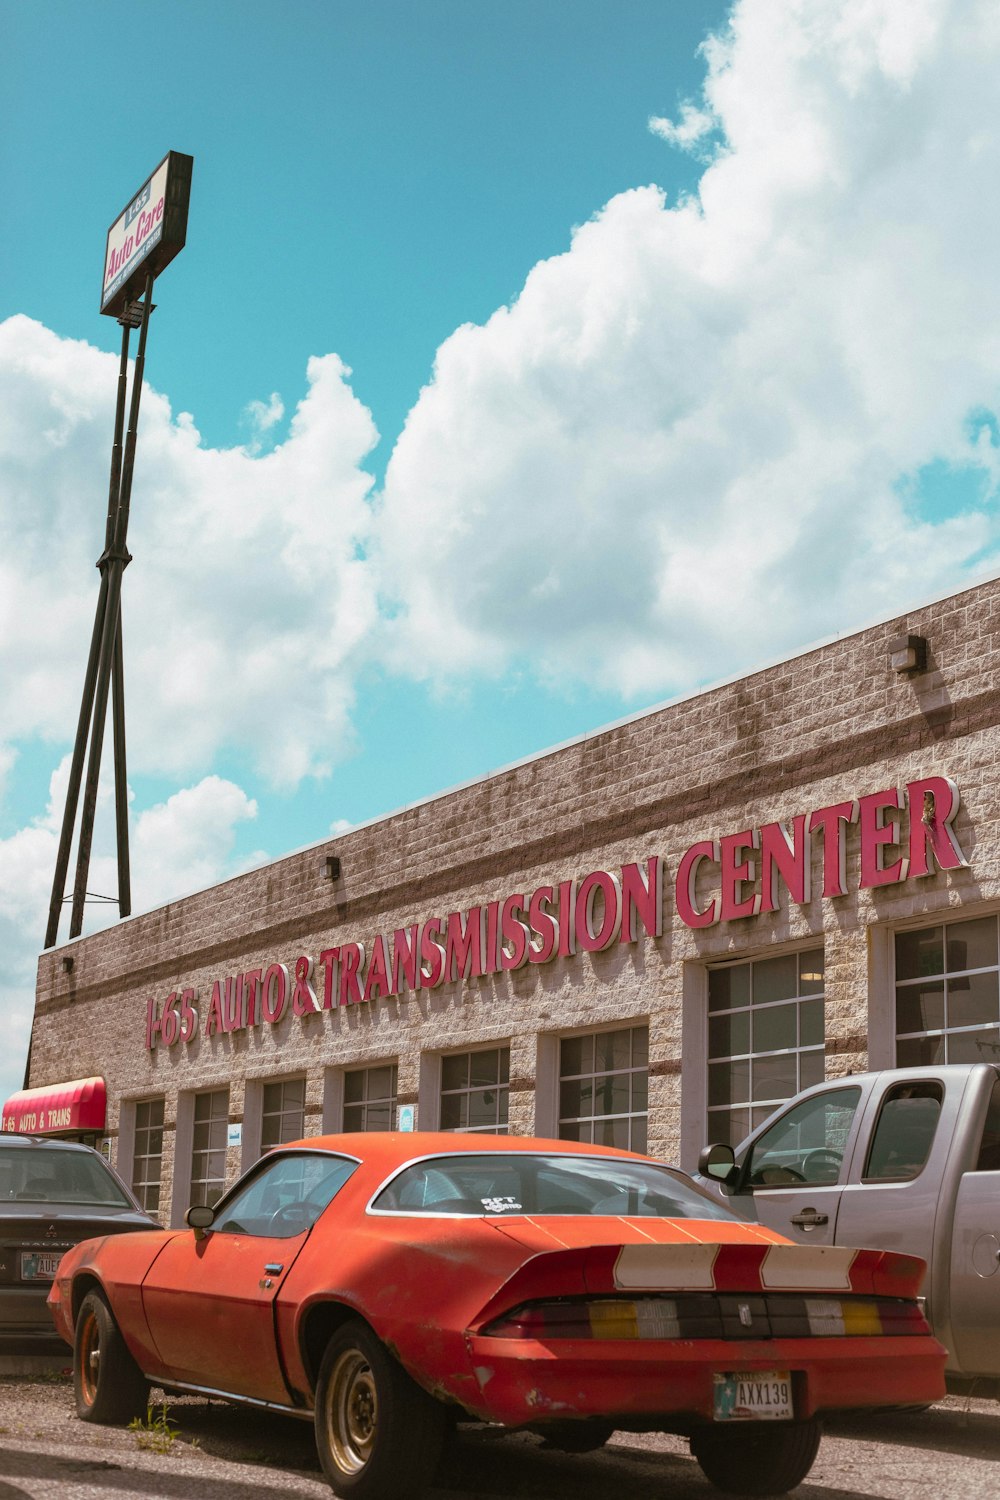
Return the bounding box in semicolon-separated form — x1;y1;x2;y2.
1;1133;154;1354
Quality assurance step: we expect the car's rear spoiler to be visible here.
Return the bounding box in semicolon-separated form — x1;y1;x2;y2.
469;1242;926;1331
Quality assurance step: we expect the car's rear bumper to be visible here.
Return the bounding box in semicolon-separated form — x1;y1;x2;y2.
0;1326;67;1357
462;1332;947;1429
0;1284;63;1355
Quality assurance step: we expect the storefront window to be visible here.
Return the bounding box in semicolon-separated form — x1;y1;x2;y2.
261;1077;306;1152
131;1097;164;1214
344;1064;398;1132
558;1025;648;1152
190;1088;229;1208
895;915;1000;1065
707;949;825;1147
440;1049;509;1133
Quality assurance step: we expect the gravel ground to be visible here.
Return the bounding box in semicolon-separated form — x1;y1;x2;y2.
1;1376;999;1499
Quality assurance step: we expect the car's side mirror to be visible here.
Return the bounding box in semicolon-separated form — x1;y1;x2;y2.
185;1203;216;1240
698;1142;740;1188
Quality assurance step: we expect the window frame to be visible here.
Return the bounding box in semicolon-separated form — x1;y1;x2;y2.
894;913;1000;1067
706;947;826;1147
557;1023;649;1153
131;1096;165;1215
438;1046;510;1134
343;1062;399;1133
189;1087;230;1209
260;1075;307;1153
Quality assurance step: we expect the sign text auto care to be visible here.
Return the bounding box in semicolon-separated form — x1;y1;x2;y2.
145;775;968;1049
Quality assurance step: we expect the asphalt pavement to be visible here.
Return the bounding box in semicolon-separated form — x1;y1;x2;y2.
0;1377;998;1499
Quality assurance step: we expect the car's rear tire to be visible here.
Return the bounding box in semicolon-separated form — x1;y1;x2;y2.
690;1417;822;1495
314;1319;447;1499
73;1289;150;1425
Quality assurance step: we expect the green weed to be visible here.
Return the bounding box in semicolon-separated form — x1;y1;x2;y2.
128;1401;178;1455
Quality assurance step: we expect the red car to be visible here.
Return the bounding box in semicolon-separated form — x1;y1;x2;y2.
49;1132;944;1497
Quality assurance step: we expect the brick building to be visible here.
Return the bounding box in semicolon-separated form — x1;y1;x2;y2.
7;576;1000;1225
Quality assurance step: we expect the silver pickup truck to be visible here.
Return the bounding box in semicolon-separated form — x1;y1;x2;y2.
697;1063;1000;1398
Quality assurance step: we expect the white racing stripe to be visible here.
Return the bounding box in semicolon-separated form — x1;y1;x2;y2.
760;1244;856;1290
613;1244;719;1290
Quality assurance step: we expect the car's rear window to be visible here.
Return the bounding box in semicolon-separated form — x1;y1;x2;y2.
372;1153;735;1219
0;1146;132;1207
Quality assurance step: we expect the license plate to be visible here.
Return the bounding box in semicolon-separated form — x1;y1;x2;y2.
20;1252;62;1282
713;1371;793;1421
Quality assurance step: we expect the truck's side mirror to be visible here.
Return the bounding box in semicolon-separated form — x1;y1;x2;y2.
698;1142;740;1187
185;1202;216;1240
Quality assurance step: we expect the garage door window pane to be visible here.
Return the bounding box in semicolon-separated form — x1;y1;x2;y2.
896;982;944;1035
896;927;944;982
947;918;998;976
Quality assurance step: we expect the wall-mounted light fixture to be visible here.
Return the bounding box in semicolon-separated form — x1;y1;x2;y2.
323;856;342;882
61;955;74;973
888;633;927;675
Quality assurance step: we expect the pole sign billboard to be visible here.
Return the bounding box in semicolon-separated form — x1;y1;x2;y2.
100;151;193;317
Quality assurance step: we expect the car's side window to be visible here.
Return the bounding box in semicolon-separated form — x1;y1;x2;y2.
744;1087;861;1188
213;1153;356;1238
863;1083;942;1182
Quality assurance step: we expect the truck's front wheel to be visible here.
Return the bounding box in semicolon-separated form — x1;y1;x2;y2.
690;1418;822;1495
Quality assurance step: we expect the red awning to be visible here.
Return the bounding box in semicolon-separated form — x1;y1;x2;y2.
1;1077;107;1136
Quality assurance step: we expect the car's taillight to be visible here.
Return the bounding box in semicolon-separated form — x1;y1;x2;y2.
481;1294;931;1341
483;1297;681;1341
803;1298;930;1337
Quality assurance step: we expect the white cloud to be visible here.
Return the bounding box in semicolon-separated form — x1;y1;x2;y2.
133;775;258;904
648;102;717;153
0;744;15;803
0;763;261;1108
0;319;378;787
375;0;1000;697
241;391;286;455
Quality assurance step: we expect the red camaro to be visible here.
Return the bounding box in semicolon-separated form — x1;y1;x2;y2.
49;1132;944;1497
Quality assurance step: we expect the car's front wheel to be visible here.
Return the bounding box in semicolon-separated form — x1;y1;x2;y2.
73;1289;150;1424
314;1319;447;1499
690;1417;822;1495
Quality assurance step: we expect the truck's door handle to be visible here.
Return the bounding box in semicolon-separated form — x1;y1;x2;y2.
790;1210;829;1227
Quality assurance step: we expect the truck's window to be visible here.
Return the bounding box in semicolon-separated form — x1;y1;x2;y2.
975;1077;1000;1171
744;1087;861;1188
863;1083;942;1181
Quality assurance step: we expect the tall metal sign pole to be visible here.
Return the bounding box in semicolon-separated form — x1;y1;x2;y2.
44;152;193;950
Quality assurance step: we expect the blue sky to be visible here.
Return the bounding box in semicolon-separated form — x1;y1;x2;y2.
1;0;726;855
3;0;1000;1105
3;1;718;464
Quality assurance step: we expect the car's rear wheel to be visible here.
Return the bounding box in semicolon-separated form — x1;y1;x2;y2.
314;1319;447;1498
74;1289;150;1425
690;1417;822;1495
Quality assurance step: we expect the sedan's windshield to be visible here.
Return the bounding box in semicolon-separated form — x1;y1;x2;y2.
0;1147;132;1207
372;1153;735;1219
